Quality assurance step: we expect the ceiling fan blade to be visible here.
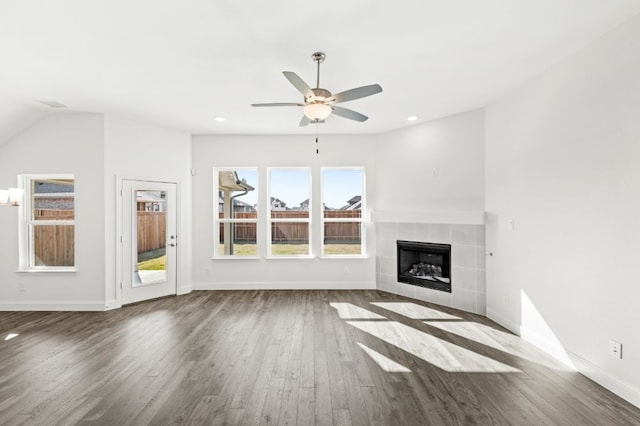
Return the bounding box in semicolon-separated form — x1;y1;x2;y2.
251;102;304;107
331;106;368;122
283;71;313;97
299;115;310;127
329;84;382;104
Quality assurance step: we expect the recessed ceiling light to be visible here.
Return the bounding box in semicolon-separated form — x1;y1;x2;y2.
214;116;226;123
407;115;418;122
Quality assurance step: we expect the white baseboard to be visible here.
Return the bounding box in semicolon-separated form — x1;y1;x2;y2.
486;306;640;409
569;351;640;408
486;307;521;335
105;299;119;310
192;281;376;291
519;324;576;369
0;301;108;311
177;286;192;295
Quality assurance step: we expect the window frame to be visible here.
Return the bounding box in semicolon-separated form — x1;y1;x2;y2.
213;167;259;259
320;167;366;258
267;167;313;258
18;174;76;272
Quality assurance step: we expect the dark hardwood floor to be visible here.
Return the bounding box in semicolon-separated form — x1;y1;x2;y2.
0;290;638;425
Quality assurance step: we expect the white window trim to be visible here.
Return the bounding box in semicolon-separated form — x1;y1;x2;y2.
267;167;313;258
17;174;77;272
213;167;259;259
320;167;366;258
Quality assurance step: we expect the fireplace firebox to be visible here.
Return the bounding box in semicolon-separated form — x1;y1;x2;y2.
397;240;451;292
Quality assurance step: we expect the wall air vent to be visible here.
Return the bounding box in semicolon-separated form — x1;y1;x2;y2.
39;100;68;108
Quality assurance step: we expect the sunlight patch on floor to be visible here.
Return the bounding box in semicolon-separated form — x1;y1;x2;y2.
330;303;386;319
356;342;412;373
5;333;19;341
347;320;521;373
371;302;461;320
426;320;567;370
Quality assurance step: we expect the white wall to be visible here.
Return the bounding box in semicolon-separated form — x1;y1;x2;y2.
0;114;106;309
191;134;377;289
104;116;192;307
486;14;640;406
374;109;485;215
372;109;486;315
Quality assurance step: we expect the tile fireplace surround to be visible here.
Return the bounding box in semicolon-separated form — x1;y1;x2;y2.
376;221;486;315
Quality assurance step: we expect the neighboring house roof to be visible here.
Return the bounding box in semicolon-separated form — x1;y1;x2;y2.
340;195;362;210
137;191;166;203
270;197;287;210
34;181;74;194
218;193;256;211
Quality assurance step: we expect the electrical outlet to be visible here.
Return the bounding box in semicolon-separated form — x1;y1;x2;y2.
502;296;508;305
344;267;350;275
18;282;25;292
609;340;622;359
507;219;515;231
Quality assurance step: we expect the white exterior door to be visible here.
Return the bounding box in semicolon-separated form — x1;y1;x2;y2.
121;179;177;305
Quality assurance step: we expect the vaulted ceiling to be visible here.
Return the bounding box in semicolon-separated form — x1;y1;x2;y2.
1;0;639;142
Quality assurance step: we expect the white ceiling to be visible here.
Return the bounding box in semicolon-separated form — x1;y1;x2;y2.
1;0;639;140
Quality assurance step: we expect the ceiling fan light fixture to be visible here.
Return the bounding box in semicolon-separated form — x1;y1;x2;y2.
304;103;331;120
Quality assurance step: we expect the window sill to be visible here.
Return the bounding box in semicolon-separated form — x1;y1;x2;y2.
266;255;315;260
320;255;369;260
212;256;260;260
15;268;78;273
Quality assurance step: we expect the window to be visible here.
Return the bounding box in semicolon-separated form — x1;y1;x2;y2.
214;168;258;257
19;175;75;270
322;168;364;256
268;168;311;257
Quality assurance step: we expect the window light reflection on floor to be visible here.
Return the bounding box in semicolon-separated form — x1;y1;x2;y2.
357;342;411;373
329;302;386;320
426;321;566;371
347;320;521;373
370;302;461;320
5;333;19;341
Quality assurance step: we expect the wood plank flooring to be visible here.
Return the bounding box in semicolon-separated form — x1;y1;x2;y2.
0;290;638;425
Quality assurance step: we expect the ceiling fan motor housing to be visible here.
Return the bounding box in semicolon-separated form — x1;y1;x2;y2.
309;88;332;103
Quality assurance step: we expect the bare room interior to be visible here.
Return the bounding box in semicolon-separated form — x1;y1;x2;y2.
1;1;639;424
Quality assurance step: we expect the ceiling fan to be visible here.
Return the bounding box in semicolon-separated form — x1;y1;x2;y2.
251;52;383;127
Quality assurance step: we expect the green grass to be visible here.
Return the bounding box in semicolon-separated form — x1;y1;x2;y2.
138;255;166;270
218;243;360;256
322;244;362;255
270;244;309;256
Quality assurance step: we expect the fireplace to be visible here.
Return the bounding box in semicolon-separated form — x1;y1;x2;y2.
397;240;451;292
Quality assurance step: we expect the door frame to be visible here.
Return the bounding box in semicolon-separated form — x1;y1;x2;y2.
115;175;182;308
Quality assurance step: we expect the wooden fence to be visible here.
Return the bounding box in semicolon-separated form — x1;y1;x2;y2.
32;210;166;266
33;225;75;266
136;211;166;253
33;209;75;266
220;211;361;243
